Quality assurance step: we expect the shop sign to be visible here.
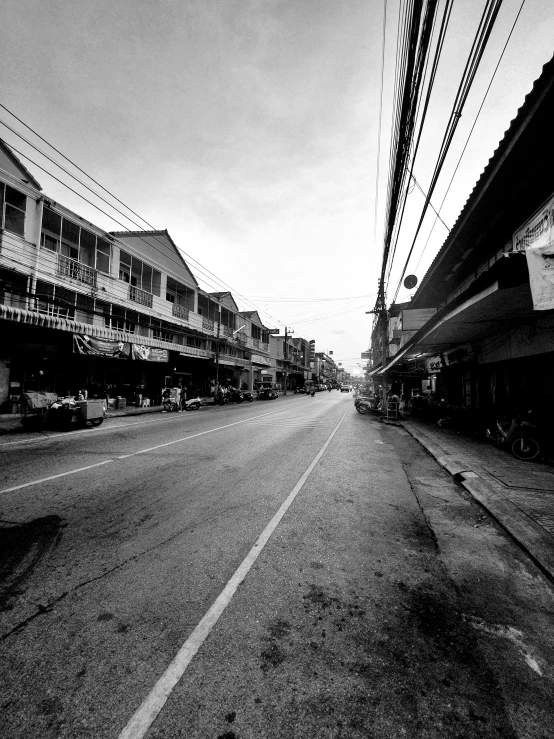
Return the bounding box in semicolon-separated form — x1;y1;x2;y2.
261;370;271;374
73;334;130;359
443;345;473;366
426;356;443;372
251;353;271;366
525;240;554;310
513;194;554;251
132;345;169;362
401;309;437;330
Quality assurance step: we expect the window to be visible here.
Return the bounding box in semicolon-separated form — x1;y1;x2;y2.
40;206;111;274
35;281;76;319
153;328;174;342
119;249;160;295
251;325;261;340
166;277;195;311
105;303;136;333
0;183;26;237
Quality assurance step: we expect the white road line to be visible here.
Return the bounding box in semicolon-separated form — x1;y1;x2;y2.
116;408;349;739
0;413;205;448
0;407;287;497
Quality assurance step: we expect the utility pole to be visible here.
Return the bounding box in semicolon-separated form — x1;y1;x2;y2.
283;326;294;395
214;310;221;404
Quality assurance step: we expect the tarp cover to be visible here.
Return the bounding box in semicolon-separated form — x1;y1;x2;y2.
22;391;59;409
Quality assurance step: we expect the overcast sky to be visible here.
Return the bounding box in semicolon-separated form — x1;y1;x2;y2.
1;0;553;373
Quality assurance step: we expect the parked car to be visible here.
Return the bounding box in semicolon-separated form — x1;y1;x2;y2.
258;387;279;400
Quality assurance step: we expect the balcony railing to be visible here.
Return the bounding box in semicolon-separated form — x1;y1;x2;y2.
129;285;153;308
252;338;260;349
172;303;189;321
202;317;214;331
57;254;97;288
223;325;234;338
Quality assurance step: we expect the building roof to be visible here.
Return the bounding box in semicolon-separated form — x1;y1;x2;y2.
110;229;199;288
0;139;42;190
209;291;240;312
410;53;554;308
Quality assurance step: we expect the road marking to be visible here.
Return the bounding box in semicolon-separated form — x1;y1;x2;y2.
117;408;348;739
0;413;207;448
0;407;288;497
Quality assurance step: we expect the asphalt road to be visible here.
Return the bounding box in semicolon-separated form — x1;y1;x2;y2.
1;392;553;738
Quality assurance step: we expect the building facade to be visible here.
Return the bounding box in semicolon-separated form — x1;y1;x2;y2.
0;139;312;410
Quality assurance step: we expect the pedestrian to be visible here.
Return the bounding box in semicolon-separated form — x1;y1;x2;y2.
179;385;187;411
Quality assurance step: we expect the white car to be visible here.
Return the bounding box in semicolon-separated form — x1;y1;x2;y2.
340;385;351;392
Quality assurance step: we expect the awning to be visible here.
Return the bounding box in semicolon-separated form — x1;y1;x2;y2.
380;279;535;373
251;353;271;366
0;304;211;358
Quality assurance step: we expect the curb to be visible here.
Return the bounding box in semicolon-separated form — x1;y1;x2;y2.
400;421;554;585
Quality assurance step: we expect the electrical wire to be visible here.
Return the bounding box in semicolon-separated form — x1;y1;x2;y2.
0;106;288;329
391;0;504;304
411;0;527;279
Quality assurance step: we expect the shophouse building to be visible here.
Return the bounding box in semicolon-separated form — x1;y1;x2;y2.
268;334;311;391
313;352;338;386
368;54;554;419
0;140;274;409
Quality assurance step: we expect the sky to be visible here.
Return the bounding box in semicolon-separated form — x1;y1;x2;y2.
1;0;553;374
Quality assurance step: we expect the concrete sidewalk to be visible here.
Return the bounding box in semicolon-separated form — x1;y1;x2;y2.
401;416;554;583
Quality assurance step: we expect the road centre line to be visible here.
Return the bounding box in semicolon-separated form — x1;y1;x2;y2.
117;408;349;739
0;406;289;497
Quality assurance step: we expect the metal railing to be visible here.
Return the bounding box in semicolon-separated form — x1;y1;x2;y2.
129;285;153;308
172;303;189;321
202;317;214;331
57;254;97;288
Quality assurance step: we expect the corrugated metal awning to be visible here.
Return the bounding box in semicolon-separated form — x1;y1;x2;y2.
0;304;211;358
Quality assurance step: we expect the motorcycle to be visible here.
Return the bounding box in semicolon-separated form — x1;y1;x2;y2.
355;395;380;415
241;390;254;402
228;388;244;404
486;411;541;461
162;396;180;412
182;396;202;411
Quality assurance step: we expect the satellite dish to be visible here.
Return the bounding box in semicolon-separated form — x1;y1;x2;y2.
404;274;418;289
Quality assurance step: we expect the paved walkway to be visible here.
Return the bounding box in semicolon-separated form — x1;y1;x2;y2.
401;416;554;583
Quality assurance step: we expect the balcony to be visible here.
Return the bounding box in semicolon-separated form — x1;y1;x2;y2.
57;254;97;288
172;303;189;321
129;285;153;308
223;325;234;338
252;338;260;349
202;317;214;331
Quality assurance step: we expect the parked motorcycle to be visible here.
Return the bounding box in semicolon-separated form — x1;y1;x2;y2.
485;411;541;461
162;396;180;412
241;390;254;402
228;388;244;404
355;395;380;415
182;396;202;411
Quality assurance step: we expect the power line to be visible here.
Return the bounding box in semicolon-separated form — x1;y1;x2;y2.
411;0;527;280
0;105;288;328
391;0;504;304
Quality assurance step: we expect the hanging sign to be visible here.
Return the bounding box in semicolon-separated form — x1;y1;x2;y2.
132;344;169;362
73;334;130;359
525;240;554;310
513;194;554;251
